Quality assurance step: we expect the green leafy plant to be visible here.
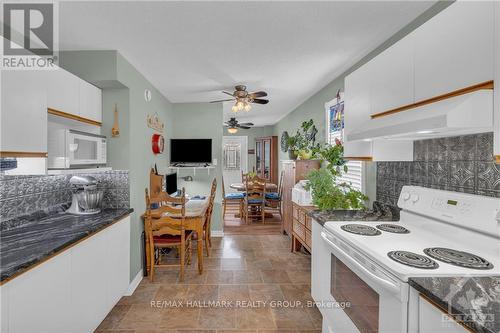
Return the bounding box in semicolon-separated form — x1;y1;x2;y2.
316;138;348;176
306;168;368;210
280;119;321;160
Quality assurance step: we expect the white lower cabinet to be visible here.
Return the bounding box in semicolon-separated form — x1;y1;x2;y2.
0;216;130;333
418;295;468;333
494;0;500;161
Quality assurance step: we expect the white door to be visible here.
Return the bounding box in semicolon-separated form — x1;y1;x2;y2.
222;136;247;193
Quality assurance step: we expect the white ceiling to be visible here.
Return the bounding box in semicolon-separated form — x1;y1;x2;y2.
58;1;435;126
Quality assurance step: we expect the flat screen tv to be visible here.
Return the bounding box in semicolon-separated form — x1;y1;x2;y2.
170;139;212;164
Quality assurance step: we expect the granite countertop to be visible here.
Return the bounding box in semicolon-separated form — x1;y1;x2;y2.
410;277;500;333
0;206;133;283
308;201;400;225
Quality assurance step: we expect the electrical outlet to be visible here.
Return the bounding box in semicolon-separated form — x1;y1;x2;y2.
213;158;218;166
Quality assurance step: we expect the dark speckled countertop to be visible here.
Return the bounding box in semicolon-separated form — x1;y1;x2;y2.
308;201;400;225
410;277;500;333
0;206;133;283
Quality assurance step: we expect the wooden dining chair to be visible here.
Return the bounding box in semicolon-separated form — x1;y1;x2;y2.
221;176;244;218
145;188;193;282
244;176;267;224
203;178;217;256
265;170;284;220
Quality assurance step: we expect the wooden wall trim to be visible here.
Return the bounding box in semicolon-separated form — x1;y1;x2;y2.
370;80;494;119
0;151;47;158
495;155;500;164
344;156;373;162
47;108;102;126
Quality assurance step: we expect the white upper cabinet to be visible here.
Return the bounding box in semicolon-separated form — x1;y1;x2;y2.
414;1;494;101
79;80;102;123
344;62;373;158
46;67;79;115
1;70;47;153
370;32;415;115
495;1;500;162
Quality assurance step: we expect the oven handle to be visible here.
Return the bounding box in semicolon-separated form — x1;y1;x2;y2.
321;231;400;294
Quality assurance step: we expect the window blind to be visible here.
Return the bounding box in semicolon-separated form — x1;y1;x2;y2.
327;102;363;192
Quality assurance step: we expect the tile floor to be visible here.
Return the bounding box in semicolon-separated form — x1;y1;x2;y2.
95;235;321;333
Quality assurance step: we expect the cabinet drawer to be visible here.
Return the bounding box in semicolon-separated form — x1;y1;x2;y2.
293;219;305;240
292;205;299;220
298;210;306;225
305;216;312;230
305;230;311;248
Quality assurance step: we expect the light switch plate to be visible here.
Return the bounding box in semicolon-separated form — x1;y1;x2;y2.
213;158;217;166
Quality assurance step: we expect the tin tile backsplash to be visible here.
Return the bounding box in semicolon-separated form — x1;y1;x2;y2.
0;170;129;222
376;133;499;205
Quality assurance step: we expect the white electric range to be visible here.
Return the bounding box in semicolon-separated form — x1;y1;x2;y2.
311;186;500;333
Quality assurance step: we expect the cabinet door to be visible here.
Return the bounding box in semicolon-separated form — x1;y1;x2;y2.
418;296;468;333
263;139;271;181
1;284;9;333
8;251;72;332
414;1;494;101
370;33;414;115
255;140;262;175
70;230;108;332
495;1;500;161
0;70;47;153
46;67;79;115
344;65;373;158
106;217;131;309
79;80;102;123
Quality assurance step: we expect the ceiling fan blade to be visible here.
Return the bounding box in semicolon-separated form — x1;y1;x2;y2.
249;91;267;98
237;125;252;129
251;98;269;105
239;122;254;126
222;91;235;97
210;98;234;103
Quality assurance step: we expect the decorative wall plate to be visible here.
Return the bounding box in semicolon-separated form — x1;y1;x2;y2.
152;133;164;154
147;113;164;132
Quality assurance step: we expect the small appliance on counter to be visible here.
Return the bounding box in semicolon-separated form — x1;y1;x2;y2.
67;175;104;215
292;180;313;206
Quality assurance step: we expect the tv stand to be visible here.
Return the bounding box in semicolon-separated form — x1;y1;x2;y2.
168;164;215;176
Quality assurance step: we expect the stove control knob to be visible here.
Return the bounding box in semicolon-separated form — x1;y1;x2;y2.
402;192;411;201
410;194;420;203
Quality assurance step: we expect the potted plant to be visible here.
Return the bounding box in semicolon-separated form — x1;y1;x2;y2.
280;119;320;160
306;139;368;210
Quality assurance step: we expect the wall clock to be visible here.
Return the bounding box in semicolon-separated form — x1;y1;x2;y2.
152;133;164;154
144;89;152;102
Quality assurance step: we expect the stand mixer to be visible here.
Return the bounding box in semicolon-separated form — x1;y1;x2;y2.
67;175;104;215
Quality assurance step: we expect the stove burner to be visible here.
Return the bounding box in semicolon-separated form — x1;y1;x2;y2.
387;251;439;269
340;224;381;236
376;224;410;234
423;248;494;270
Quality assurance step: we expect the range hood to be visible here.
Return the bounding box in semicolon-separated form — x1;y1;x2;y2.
347;90;493;141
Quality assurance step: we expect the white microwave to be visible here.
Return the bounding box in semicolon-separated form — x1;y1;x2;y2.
48;129;107;169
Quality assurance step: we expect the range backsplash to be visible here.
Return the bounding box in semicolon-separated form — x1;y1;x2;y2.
0;170;129;222
376;132;499;205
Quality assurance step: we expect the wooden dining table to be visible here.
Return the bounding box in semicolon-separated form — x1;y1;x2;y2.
230;182;278;192
143;198;209;275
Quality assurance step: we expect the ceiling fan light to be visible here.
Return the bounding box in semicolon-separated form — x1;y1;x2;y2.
244;103;251;112
227;127;238;134
237;100;245;110
231;104;238;113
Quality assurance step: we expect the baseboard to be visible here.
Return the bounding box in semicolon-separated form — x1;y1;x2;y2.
125;269;143;296
211;230;224;237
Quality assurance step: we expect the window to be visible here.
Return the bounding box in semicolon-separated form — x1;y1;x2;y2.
325;94;364;192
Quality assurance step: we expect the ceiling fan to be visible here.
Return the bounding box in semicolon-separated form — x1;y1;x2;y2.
224;117;254;134
210;85;269;112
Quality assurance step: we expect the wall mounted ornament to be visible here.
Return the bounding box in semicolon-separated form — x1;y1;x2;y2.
111;103;120;137
152;133;165;154
147;112;164;132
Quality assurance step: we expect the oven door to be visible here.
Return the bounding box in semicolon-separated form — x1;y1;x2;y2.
67;130;106;167
312;223;409;333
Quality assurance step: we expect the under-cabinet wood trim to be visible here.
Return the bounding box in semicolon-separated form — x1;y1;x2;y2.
0;214;131;286
344;156;373;161
48;108;102;126
495;155;500;164
0;151;47;158
370;80;494;119
419;293;475;333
